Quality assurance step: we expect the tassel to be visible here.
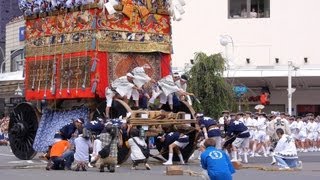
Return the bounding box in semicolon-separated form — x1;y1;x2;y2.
91;58;98;72
91;80;98;93
53;61;56;74
51;85;56;95
91;36;96;49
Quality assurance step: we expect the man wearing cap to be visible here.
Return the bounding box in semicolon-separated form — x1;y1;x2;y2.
105;73;140;118
58;118;85;140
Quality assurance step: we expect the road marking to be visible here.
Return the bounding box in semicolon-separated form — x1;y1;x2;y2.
8;160;47;164
8;160;27;164
0;153;15;157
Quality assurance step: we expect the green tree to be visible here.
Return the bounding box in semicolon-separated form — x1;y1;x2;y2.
187;52;237;119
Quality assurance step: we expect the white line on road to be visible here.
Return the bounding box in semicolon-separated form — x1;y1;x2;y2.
0;153;15;157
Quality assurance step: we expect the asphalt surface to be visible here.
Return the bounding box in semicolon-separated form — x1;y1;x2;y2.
1;145;320;180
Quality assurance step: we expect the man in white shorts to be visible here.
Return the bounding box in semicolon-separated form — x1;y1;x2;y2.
296;116;307;152
163;132;189;165
251;112;268;157
225;113;250;163
306;116;318;152
149;75;193;110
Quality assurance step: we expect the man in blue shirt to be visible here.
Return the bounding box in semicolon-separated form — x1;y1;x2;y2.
225;113;250;163
59;118;84;140
196;113;222;150
162;131;189;165
201;138;235;180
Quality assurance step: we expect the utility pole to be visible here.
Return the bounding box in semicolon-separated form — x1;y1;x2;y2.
288;61;292;115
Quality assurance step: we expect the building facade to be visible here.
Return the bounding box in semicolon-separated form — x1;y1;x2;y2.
0;16;25;114
0;0;22;72
172;0;320;115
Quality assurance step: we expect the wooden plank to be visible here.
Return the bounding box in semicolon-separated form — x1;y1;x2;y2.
166;166;183;175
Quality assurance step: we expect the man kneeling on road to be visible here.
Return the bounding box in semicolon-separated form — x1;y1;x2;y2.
274;128;302;170
46;134;74;170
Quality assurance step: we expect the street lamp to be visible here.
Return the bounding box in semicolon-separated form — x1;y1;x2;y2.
288;61;299;115
219;35;235;67
14;83;23;96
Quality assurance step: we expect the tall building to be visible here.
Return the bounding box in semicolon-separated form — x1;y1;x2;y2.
173;0;320;115
0;0;22;71
0;16;25;114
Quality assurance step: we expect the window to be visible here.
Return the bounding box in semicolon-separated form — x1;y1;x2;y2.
228;0;270;19
10;49;24;72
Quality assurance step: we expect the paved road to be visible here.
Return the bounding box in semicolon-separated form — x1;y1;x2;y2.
0;146;320;180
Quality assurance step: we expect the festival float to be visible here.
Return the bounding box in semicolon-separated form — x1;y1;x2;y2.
9;0;197;164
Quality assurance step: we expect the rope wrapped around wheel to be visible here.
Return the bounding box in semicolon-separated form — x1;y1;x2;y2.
155;101;198;163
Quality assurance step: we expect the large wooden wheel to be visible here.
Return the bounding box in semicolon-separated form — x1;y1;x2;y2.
9;103;40;160
156;101;198;162
92;99;132;164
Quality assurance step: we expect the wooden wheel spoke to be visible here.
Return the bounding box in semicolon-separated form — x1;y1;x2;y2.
9;103;39;160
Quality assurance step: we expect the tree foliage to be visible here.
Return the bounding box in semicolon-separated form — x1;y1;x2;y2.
187;52;237;119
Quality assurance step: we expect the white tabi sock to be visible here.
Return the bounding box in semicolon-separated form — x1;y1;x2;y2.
163;153;173;165
232;151;237;160
178;153;185;164
243;152;248;163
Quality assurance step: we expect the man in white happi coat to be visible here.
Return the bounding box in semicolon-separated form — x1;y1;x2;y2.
273;128;302;170
149;75;193;110
105;73;139;118
130;65;152;109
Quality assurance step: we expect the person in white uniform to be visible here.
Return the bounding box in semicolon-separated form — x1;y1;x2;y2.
306;117;318;152
251;112;268;157
274;128;302;170
130;65;152;109
149;75;193;110
295;116;307;152
105;73;139;118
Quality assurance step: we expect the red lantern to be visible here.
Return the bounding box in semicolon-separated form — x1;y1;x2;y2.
260;92;269;105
